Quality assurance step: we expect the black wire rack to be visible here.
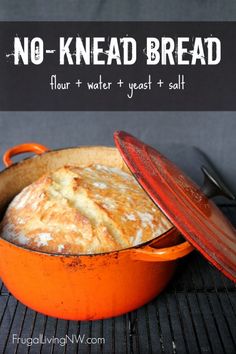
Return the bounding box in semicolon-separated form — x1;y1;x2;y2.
0;205;235;354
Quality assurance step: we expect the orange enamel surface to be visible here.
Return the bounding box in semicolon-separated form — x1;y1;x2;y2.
132;240;194;262
3;143;49;167
0;237;178;320
0;145;193;320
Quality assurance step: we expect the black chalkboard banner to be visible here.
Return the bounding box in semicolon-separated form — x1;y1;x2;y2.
0;22;235;110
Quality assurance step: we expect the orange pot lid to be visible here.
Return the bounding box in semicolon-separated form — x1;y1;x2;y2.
114;131;236;282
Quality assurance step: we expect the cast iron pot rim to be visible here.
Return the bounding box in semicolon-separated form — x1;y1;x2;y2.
0;145;175;258
0;227;176;258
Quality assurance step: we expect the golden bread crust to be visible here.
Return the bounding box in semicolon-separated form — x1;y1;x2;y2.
1;165;172;254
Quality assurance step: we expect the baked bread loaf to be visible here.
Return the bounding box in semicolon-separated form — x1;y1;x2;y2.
1;164;172;254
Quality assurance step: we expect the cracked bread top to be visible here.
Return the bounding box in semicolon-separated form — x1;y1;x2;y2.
1;164;172;254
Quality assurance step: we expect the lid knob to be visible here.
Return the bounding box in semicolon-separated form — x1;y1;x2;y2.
201;165;235;200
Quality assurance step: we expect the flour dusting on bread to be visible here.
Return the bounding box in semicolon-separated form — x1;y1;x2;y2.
1;164;172;254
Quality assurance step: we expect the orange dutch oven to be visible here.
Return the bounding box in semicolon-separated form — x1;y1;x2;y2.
0;140;194;321
0;131;235;321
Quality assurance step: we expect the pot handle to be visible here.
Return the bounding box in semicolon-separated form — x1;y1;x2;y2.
131;240;194;262
3;143;49;167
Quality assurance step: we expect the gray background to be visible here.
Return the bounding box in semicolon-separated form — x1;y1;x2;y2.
0;1;235;194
